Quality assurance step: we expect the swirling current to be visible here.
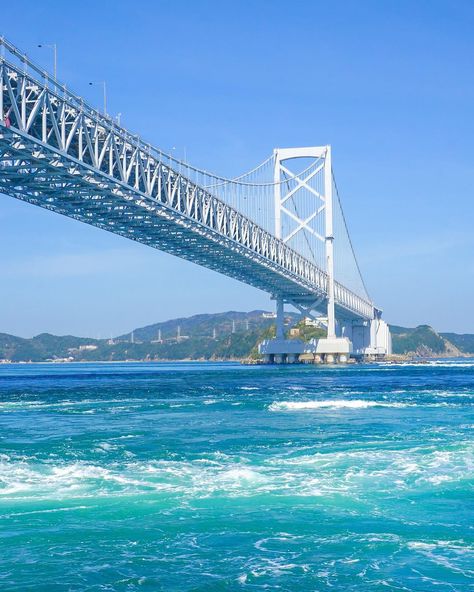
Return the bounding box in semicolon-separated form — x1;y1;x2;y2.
0;360;473;591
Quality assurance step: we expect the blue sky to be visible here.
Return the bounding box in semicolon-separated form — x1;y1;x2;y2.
1;0;473;337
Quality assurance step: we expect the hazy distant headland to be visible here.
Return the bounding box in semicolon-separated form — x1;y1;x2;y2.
0;311;473;363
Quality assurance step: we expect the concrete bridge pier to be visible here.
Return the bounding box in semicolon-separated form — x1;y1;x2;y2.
259;299;306;364
258;297;391;364
260;341;305;364
342;318;392;359
309;336;353;363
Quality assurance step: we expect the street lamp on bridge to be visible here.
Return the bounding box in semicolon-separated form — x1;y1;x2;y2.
37;43;57;80
89;81;107;116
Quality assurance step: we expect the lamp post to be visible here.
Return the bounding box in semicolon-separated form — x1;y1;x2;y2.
89;81;107;115
37;43;57;80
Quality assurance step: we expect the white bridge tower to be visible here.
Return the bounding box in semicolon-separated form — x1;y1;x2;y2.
260;146;391;363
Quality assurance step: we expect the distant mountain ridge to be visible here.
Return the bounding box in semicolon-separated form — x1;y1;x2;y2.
119;310;296;342
0;312;472;362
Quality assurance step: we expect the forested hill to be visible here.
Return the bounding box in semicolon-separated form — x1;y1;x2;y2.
391;325;474;356
0;312;472;362
118;310;293;342
0;311;302;363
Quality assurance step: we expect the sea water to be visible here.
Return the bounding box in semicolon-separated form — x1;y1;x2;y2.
0;360;473;591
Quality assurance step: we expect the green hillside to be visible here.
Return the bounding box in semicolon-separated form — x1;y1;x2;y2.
440;333;474;354
0;312;300;362
0;313;472;362
390;325;447;355
119;310;298;342
0;332;101;363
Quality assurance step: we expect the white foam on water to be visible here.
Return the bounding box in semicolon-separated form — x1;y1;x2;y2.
94;442;117;453
0;457;270;501
254;533;303;552
269;399;410;411
3;505;89;518
114;435;138;440
0;397;149;413
406;540;474;577
268;398;467;411
0;438;472;503
219;468;266;488
380;360;474;368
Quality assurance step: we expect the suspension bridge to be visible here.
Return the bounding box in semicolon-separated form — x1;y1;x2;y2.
0;38;391;363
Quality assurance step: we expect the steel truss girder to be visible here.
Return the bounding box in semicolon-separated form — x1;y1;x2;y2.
0;58;375;321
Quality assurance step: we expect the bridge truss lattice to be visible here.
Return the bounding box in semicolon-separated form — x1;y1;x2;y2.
0;37;376;322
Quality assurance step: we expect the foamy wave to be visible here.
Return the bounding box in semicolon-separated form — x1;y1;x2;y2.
0;457;270;502
268;399;409;411
1;439;471;503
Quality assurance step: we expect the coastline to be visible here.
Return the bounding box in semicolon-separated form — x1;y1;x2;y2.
1;353;473;365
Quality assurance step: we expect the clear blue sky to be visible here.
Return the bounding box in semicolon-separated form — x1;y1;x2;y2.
1;0;473;337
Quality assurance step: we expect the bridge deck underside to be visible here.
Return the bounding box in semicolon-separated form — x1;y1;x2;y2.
0;54;378;323
0;127;371;323
0;128;362;320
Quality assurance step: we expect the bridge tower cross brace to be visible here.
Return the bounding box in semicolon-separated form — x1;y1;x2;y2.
273;146;335;338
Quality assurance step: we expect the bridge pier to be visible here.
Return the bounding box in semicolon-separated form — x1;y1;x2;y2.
260;342;305;365
342;318;392;359
258;299;391;364
276;298;285;340
309;336;353;364
258;299;306;364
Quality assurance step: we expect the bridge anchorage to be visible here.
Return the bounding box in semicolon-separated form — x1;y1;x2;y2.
0;38;390;363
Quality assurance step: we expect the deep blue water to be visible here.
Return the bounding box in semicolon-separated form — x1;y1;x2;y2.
0;360;473;591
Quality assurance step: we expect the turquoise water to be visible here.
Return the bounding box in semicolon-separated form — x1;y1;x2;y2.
0;360;473;591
